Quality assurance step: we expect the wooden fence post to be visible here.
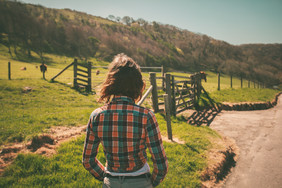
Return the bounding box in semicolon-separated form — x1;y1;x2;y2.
218;72;221;91
73;59;78;89
8;62;11;80
171;75;176;116
165;74;172;114
87;61;92;92
164;94;172;140
197;74;202;97
191;74;196;107
161;65;165;90
241;75;243;88
150;72;159;112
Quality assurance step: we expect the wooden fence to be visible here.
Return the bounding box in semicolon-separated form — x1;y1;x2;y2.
51;59;92;92
150;72;204;116
146;72;205;141
217;72;265;90
51;61;74;81
73;60;92;92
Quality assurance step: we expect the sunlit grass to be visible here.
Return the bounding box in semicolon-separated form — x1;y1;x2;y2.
0;79;99;145
0;114;219;188
210;88;278;103
0;45;280;187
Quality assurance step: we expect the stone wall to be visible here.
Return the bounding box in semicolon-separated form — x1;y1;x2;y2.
219;92;281;111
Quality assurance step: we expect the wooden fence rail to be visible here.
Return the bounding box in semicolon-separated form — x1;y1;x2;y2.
74;60;92;92
149;72;205;115
172;74;196;115
51;61;74;81
137;85;153;106
51;59;92;92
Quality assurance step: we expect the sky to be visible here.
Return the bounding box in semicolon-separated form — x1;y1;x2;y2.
19;0;282;45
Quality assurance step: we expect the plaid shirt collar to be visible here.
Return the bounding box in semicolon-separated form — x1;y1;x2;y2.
111;96;134;104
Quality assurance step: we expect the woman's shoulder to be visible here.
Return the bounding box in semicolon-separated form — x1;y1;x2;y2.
134;104;156;118
90;105;108;118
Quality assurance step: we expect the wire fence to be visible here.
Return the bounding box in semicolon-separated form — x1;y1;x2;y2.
1;61;266;94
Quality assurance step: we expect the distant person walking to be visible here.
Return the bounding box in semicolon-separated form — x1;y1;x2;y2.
82;53;168;187
40;63;47;79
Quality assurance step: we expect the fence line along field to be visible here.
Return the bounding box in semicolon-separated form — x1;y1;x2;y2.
0;47;280;187
0;65;221;187
1;59;266;92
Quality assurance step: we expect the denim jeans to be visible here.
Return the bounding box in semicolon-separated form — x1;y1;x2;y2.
102;174;153;188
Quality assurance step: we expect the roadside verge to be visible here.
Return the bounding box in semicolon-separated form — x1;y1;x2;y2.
220;92;281;111
201;134;239;188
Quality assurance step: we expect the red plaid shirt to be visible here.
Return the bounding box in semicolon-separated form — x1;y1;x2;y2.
82;96;168;186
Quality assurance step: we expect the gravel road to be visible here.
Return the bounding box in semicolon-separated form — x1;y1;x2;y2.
210;95;282;188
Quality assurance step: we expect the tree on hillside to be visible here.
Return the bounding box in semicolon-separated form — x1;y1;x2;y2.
122;16;133;26
88;36;100;57
136;18;147;26
108;15;115;21
152;21;160;32
67;27;86;58
0;1;21;57
30;18;47;62
114;16;121;22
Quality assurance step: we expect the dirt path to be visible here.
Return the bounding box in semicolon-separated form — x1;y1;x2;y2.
0;124;184;175
0;125;86;174
210;95;282;188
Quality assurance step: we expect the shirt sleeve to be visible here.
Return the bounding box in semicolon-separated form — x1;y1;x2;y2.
82;117;105;181
146;111;168;187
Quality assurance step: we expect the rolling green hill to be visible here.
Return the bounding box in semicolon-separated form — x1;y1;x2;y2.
0;0;281;86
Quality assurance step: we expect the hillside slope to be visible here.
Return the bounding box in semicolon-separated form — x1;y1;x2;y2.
0;0;281;86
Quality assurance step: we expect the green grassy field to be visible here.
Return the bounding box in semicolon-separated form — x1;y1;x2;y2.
0;78;219;187
0;47;280;187
0;115;219;188
0;79;99;145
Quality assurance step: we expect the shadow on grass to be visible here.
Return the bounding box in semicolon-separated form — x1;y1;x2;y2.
185;143;200;154
49;80;95;96
187;108;220;126
216;149;237;182
187;87;222;126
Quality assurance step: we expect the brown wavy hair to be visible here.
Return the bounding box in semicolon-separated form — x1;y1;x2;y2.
98;53;145;103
